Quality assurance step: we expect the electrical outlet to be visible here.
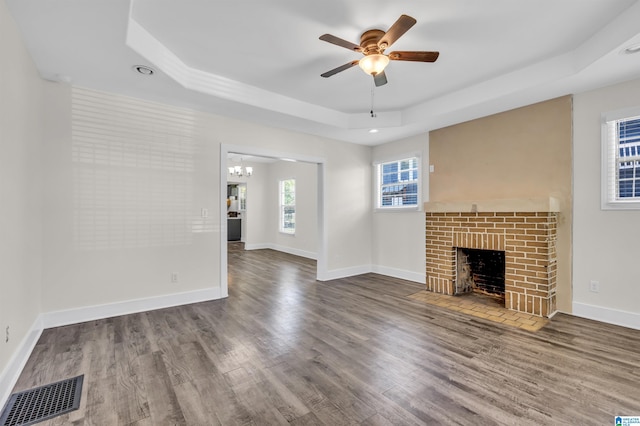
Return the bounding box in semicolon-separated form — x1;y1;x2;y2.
171;272;179;283
590;280;600;293
5;326;9;343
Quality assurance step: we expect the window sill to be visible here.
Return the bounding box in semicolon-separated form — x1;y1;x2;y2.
375;206;421;213
601;200;640;210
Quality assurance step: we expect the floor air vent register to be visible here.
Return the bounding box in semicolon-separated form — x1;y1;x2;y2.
0;375;83;426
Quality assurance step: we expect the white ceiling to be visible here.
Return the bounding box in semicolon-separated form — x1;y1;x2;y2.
6;0;640;145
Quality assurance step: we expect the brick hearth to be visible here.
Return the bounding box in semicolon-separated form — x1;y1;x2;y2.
425;211;557;317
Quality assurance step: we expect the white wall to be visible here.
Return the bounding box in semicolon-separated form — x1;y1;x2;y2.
41;85;221;314
573;77;640;329
241;162;270;246
323;144;373;275
266;160;318;259
37;85;372;316
371;134;429;283
0;0;44;401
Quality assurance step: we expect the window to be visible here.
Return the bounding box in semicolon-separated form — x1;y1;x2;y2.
602;110;640;209
238;184;247;211
279;179;295;233
376;156;420;209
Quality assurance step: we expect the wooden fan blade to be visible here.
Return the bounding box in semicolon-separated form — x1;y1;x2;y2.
321;60;360;78
378;15;417;50
319;34;362;52
388;51;440;62
373;71;388;87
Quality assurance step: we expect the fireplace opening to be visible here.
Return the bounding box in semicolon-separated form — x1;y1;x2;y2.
455;248;505;301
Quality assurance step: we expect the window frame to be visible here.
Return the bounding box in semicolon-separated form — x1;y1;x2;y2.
238;184;247;211
279;178;296;234
601;107;640;210
374;154;422;211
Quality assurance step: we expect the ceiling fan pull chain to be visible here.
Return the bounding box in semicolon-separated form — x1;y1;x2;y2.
370;82;377;118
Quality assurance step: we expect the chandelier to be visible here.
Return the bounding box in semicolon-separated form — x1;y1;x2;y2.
228;161;253;177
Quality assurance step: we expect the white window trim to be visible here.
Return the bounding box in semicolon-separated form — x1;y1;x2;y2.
238;184;247;211
279;178;296;234
601;107;640;210
373;153;422;212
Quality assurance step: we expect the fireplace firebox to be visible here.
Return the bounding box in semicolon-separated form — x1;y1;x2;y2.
456;248;505;299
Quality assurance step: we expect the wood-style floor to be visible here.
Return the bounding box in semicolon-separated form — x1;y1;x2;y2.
10;243;640;425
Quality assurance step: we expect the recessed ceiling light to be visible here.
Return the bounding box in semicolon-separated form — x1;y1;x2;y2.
369;129;379;134
622;43;640;55
133;65;155;75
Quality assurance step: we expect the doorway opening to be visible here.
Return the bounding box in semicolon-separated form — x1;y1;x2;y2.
220;144;327;298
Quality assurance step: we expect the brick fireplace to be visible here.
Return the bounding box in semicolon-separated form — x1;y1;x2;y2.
425;199;558;317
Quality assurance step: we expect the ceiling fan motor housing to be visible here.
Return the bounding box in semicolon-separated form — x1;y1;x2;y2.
360;29;386;55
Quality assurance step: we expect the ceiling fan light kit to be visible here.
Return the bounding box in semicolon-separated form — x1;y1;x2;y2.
320;14;439;87
359;54;389;76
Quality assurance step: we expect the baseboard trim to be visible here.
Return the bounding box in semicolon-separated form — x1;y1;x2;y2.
572;302;640;330
243;243;270;251
243;245;423;284
547;310;560;319
41;287;222;329
1;287;223;409
244;243;317;260
371;265;425;284
317;265;372;281
317;264;426;284
0;316;44;410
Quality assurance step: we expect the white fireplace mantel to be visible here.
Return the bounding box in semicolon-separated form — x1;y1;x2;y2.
423;196;560;213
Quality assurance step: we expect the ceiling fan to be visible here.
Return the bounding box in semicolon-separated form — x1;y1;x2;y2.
319;14;439;87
